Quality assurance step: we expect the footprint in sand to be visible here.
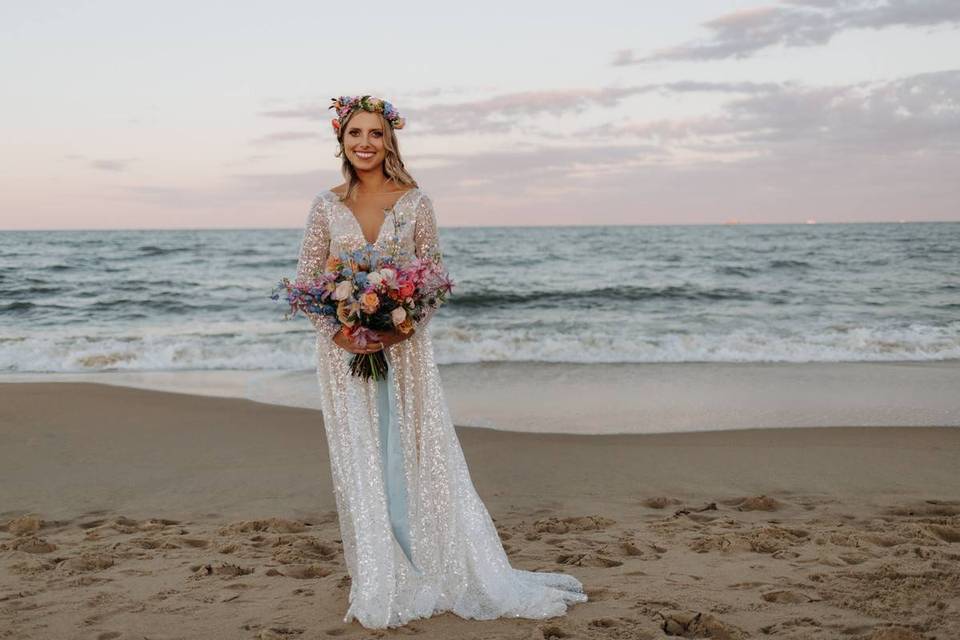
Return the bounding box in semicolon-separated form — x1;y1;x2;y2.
616;537;665;560
189;562;253;579
275;563;333;579
584;586;627;601
658;610;748;639
672;502;718;518
271;537;339;564
759;616;822;635
556;552;623;568
218;518;309;535
690;524;810;555
726;495;783;511
532;515;616;535
58;553;116;574
863;626;927;639
884;501;960;518
588;618;619;629
256;625;305;638
726;580;769;590
537;624;573;639
3;515;44;535
178;537;210;548
761;589;820;603
642;496;683;509
4;536;57;553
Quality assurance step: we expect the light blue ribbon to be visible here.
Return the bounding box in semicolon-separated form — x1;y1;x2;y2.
374;348;422;574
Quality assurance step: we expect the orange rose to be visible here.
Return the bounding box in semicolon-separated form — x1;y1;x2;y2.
360;291;380;314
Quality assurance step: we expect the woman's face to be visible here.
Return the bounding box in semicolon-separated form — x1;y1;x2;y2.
342;110;386;170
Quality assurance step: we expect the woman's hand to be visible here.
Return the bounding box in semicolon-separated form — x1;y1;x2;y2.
373;327;414;348
331;326;413;353
333;328;384;354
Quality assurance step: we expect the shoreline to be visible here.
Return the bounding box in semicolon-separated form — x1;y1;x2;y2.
2;358;959;435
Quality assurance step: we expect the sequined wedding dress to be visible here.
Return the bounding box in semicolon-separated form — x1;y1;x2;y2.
294;187;587;628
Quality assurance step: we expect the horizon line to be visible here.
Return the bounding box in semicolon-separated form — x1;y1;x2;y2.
2;219;955;232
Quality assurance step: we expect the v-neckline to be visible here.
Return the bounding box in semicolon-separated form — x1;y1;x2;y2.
330;187;419;245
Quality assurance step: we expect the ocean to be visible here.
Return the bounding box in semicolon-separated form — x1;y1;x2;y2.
2;221;958;372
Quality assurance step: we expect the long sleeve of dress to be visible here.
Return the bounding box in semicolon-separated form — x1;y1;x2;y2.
411;193;444;334
295;194;341;340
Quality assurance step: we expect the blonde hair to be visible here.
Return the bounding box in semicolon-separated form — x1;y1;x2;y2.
334;109;418;202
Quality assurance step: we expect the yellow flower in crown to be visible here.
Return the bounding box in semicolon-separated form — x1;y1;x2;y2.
329;94;405;135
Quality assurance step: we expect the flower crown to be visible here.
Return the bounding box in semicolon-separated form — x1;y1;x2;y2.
329;95;405;135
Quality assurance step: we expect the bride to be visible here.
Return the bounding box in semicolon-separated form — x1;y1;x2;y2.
294;94;587;629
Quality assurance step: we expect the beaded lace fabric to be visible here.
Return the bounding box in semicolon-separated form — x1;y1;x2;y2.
294;187;588;628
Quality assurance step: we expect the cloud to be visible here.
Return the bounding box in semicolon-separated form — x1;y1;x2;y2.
616;0;960;64
403;70;960;221
608;69;960;158
259;83;778;137
63;155;139;172
249;130;321;146
248;73;959;196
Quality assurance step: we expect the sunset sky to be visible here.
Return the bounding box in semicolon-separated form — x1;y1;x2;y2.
2;1;958;230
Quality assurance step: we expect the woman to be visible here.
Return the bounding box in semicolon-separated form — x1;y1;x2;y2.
295;95;587;629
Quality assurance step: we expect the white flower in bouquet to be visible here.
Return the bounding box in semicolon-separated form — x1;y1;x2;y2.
332;280;354;301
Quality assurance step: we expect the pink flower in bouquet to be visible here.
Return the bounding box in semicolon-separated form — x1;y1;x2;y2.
377;267;398;287
344;324;381;349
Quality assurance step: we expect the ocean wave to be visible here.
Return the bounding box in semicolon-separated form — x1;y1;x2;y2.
452;284;759;307
2;321;957;372
138;245;193;256
769;259;812;269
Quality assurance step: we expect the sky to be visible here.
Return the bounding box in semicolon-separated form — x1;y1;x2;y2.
2;0;959;230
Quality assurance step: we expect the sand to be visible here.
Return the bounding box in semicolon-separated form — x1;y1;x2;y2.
2;382;959;639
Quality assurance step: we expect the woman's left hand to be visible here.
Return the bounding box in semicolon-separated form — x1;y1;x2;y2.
374;327;412;348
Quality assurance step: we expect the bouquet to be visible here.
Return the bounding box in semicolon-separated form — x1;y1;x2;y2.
272;244;454;381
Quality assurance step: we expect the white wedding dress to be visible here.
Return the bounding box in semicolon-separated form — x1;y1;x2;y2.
294;186;587;628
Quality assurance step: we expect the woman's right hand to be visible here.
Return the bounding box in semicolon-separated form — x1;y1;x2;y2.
332;327;384;354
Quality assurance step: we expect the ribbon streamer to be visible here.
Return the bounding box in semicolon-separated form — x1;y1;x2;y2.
375;348;422;574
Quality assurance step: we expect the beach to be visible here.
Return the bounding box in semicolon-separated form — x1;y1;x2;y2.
3;381;959;639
